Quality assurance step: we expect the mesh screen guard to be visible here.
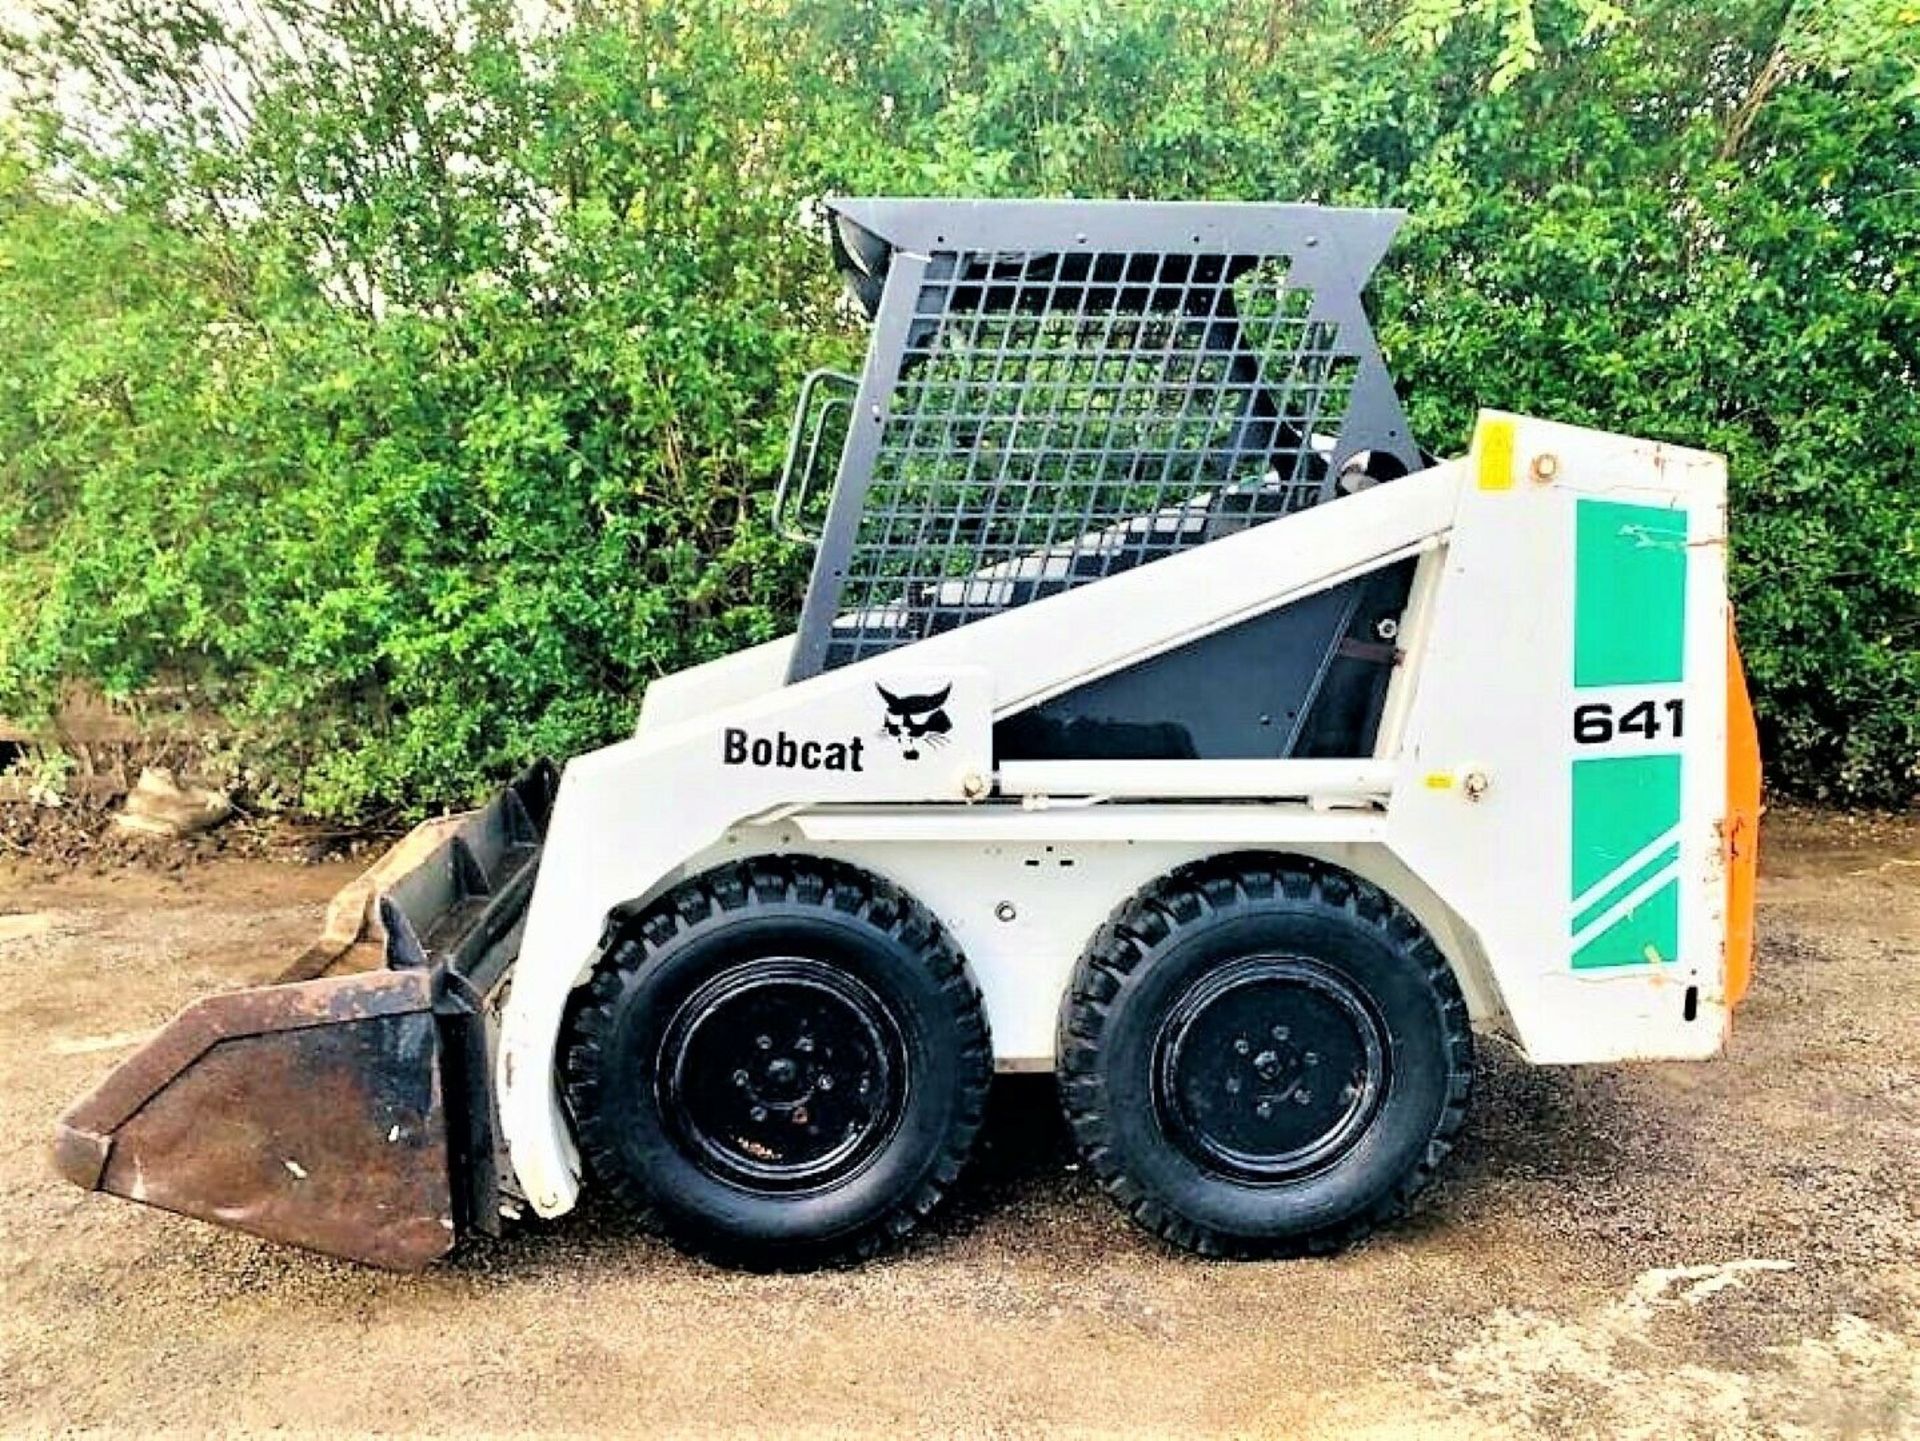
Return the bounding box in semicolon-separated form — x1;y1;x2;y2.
790;200;1418;679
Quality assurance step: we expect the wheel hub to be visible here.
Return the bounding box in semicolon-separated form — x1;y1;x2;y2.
658;958;907;1192
1154;956;1389;1182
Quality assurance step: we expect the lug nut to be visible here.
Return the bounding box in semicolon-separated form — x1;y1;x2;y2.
1225;1076;1242;1095
818;1074;834;1090
1295;1091;1312;1105
1271;1025;1290;1041
1234;1038;1251;1055
756;1034;772;1050
750;1105;768;1122
733;1069;749;1087
1255;1101;1273;1118
1304;1052;1319;1067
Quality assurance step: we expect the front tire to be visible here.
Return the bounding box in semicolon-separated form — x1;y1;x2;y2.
1058;857;1471;1257
562;858;991;1268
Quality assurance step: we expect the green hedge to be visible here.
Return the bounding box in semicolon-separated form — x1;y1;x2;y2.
1;0;1914;815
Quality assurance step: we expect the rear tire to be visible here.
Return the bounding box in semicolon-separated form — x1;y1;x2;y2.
562;857;991;1269
1058;857;1471;1257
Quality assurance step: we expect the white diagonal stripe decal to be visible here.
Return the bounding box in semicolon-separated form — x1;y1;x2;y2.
1571;860;1682;956
1571;823;1684;917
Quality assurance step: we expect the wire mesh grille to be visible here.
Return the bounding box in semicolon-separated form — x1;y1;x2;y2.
821;248;1365;669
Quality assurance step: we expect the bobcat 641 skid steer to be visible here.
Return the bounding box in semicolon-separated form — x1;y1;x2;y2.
56;199;1762;1269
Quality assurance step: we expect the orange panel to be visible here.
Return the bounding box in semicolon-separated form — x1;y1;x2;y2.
1723;619;1762;1006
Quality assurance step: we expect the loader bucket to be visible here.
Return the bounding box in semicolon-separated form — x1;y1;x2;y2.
53;761;558;1269
54;968;457;1269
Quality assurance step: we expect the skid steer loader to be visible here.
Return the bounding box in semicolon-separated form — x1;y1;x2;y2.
56;199;1763;1270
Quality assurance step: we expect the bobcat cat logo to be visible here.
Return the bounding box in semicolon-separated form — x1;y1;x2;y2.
877;683;953;760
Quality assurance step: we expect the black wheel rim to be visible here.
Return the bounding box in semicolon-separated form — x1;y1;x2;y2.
1153;956;1389;1183
657;957;909;1193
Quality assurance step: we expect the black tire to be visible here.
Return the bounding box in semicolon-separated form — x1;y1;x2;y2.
561;857;991;1268
1058;856;1471;1257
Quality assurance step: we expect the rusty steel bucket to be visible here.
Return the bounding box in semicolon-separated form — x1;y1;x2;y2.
53;762;557;1270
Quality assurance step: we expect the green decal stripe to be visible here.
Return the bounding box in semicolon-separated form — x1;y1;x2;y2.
1572;840;1680;936
1570;755;1681;969
1574;876;1680;970
1570;755;1682;896
1573;499;1688;687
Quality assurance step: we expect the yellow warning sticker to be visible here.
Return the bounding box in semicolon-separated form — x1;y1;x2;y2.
1477;417;1516;491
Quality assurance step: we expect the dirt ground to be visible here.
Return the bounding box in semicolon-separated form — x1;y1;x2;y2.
0;810;1914;1438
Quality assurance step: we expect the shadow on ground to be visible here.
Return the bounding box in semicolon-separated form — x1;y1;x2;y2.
460;1046;1639;1277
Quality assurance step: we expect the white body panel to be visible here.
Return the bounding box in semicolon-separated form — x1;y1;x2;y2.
634;635;793;732
497;414;1734;1219
1384;418;1730;1063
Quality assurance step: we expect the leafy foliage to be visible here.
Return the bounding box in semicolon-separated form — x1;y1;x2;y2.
0;0;1914;813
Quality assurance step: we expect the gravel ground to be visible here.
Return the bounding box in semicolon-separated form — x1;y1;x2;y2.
0;808;1914;1438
